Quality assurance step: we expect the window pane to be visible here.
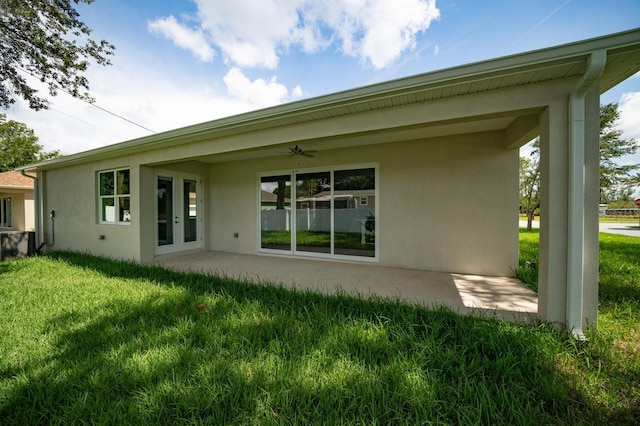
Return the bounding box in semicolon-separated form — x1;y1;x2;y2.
296;171;331;254
0;198;8;226
99;172;114;196
117;169;130;195
334;168;375;257
183;180;197;243
119;197;131;222
157;177;173;246
261;175;291;250
101;198;115;222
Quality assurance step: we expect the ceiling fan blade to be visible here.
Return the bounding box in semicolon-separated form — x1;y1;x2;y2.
302;152;315;158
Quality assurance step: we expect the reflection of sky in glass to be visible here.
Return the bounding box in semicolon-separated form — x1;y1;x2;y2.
262;181;291;193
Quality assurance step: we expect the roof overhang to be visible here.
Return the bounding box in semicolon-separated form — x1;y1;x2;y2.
18;28;640;172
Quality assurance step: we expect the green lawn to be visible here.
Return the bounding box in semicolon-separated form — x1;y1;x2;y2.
261;230;374;249
0;232;638;424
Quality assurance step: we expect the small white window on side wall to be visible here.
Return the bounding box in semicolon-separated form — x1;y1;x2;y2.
98;168;130;224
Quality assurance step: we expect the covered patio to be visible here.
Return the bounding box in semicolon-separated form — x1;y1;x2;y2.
157;251;538;322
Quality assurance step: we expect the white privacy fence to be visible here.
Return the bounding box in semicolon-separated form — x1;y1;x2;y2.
261;208;375;233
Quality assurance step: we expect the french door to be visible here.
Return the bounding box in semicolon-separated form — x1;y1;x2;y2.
156;172;201;255
259;165;377;261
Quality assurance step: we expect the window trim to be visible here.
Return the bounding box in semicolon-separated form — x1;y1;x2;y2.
98;168;131;225
0;196;11;228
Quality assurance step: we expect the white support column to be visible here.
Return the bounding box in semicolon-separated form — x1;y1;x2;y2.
538;103;569;325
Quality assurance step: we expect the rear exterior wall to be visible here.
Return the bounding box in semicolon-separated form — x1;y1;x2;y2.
209;130;519;276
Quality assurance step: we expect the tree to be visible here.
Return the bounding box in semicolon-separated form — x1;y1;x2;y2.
519;138;540;231
0;113;59;171
599;102;638;203
0;0;115;110
519;103;639;221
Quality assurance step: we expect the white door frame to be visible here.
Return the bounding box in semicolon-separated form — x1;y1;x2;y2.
155;171;202;256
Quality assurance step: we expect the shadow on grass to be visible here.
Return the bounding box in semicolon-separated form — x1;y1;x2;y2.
0;251;609;424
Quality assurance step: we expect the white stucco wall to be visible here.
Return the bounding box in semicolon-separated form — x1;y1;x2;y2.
42;161;141;260
209;130;518;276
24;192;34;231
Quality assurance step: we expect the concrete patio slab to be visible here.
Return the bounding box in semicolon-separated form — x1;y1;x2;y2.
156;251;538;322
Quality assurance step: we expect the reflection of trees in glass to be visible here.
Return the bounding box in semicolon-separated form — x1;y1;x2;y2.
100;172;114;196
365;213;375;233
297;175;329;197
117;170;130;195
262;175;291;210
335;168;375;190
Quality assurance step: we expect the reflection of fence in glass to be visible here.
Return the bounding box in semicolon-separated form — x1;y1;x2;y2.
261;209;291;231
296;208;331;232
280;208;375;235
334;209;375;234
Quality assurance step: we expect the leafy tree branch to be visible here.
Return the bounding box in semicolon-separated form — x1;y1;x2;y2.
0;0;115;110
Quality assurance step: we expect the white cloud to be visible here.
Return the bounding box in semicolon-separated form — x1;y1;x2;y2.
6;61;304;155
147;15;216;62
195;0;299;69
357;0;440;68
150;0;440;70
619;91;640;141
223;68;289;107
292;85;304;98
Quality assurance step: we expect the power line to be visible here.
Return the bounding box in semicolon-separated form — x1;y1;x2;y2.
49;106;126;140
16;67;156;134
77;97;156;134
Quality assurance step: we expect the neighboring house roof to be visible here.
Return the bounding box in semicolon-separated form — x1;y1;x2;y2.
18;28;640;172
261;190;290;203
0;171;35;190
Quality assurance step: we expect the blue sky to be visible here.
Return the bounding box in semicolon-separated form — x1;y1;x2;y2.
5;0;640;158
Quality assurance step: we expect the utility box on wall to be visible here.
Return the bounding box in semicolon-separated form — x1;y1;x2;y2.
0;231;35;261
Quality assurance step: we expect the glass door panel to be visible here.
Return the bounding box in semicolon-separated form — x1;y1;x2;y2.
183;179;197;243
296;171;331;254
260;175;291;250
157;177;174;246
334;168;376;257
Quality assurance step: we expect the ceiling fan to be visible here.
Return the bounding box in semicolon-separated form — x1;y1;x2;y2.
288;145;317;158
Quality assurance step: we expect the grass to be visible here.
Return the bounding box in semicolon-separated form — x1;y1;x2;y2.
515;229;540;291
0;231;638;424
262;230;374;249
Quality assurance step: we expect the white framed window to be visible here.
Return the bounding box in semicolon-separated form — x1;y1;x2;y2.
98;168;130;224
0;197;11;227
258;163;378;261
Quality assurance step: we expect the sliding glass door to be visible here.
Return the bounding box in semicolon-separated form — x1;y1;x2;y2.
260;175;292;251
333;168;376;258
259;165;377;260
296;171;331;254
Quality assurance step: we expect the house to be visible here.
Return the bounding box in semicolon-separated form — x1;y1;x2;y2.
0;170;36;260
19;29;640;334
0;170;35;231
